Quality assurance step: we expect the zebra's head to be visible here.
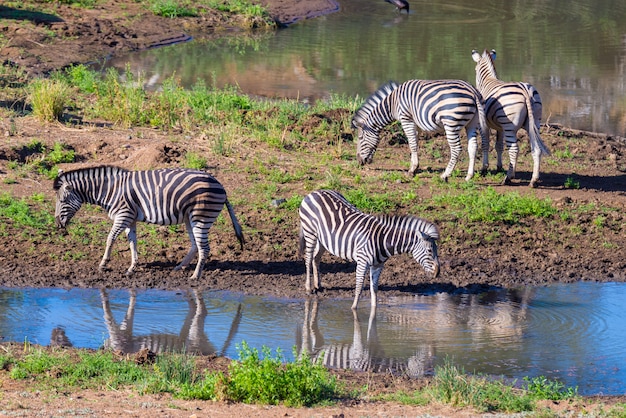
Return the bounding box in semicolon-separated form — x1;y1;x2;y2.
53;172;83;228
353;81;399;167
412;222;440;278
354;124;379;166
472;49;498;87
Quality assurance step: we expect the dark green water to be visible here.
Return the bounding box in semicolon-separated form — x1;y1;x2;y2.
103;0;626;136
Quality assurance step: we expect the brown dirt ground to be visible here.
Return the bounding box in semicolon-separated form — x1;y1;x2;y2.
1;1;626;416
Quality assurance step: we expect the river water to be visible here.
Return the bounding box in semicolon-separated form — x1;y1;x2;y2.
1;282;625;396
103;0;626;136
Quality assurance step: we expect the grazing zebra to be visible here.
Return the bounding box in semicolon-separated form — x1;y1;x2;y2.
298;190;440;310
53;166;244;279
471;49;551;187
352;79;488;182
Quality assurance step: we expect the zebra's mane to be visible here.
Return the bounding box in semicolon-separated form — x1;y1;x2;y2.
375;214;439;240
53;165;129;190
351;81;399;128
480;49;498;79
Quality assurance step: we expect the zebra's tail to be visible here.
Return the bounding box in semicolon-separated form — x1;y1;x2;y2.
225;199;245;250
525;88;551;157
475;94;490;159
297;225;305;259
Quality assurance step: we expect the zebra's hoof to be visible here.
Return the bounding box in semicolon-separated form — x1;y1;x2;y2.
529;180;538;188
502;177;512;185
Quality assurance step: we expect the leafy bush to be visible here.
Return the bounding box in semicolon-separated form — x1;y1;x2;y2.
29;78;70;122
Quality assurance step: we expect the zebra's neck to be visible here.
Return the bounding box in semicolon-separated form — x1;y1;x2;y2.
477;59;499;92
71;166;128;210
375;215;420;256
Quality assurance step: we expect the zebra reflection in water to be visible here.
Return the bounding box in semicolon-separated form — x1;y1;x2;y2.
296;298;434;378
100;289;242;355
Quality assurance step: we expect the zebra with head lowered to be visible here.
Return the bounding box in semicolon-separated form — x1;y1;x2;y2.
298;189;440;310
471;49;551;187
53;166;244;279
352;79;488;182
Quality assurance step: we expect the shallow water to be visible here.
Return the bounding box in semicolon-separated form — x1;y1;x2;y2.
102;0;626;136
1;282;625;395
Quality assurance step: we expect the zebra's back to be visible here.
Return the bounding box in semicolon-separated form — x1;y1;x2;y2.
393;79;482;132
125;168;227;225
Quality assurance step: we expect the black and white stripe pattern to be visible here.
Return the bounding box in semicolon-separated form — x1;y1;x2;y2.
298;190;440;310
53;166;244;279
352;79;488;182
471;49;551;187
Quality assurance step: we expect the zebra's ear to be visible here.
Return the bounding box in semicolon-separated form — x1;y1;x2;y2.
472;50;481;62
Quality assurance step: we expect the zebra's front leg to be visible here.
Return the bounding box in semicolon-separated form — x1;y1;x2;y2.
175;219;198;272
402;121;420;176
125;223;138;275
504;137;519;185
369;265;384;308
351;263;369;310
100;224;124;272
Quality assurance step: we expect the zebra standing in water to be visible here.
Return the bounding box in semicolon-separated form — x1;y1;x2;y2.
298;190;440;310
352;79;488;182
53;166;244;279
471;49;551;187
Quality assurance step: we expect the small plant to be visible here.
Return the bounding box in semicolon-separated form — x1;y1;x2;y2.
524;376;578;400
564;176;580;189
29;78;70;122
224;341;338;407
184;152;208;170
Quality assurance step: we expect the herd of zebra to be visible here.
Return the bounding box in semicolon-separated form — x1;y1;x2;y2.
53;49;550;310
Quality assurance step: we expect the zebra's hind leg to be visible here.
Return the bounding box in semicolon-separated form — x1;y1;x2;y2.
440;127;463;181
310;242;325;293
464;131;478;181
189;224;211;280
529;147;542;188
495;130;505;172
503;136;519;185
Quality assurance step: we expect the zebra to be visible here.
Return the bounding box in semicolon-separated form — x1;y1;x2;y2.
471;49;551;187
53;165;244;280
352;79;488;182
298;189;440;310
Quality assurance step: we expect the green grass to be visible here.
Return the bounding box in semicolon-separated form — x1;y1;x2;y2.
0;193;55;229
430;186;557;224
382;358;578;414
10;342;626;415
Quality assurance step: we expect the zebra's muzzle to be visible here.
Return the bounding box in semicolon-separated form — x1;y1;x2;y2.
55;217;66;229
357;154;371;166
432;262;440;278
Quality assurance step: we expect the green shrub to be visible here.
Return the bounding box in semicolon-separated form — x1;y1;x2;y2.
29;78;70;122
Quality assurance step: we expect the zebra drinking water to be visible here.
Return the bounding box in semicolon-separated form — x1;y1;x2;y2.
471;49;551;187
53;166;244;279
298;190;440;310
352;79;488;182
